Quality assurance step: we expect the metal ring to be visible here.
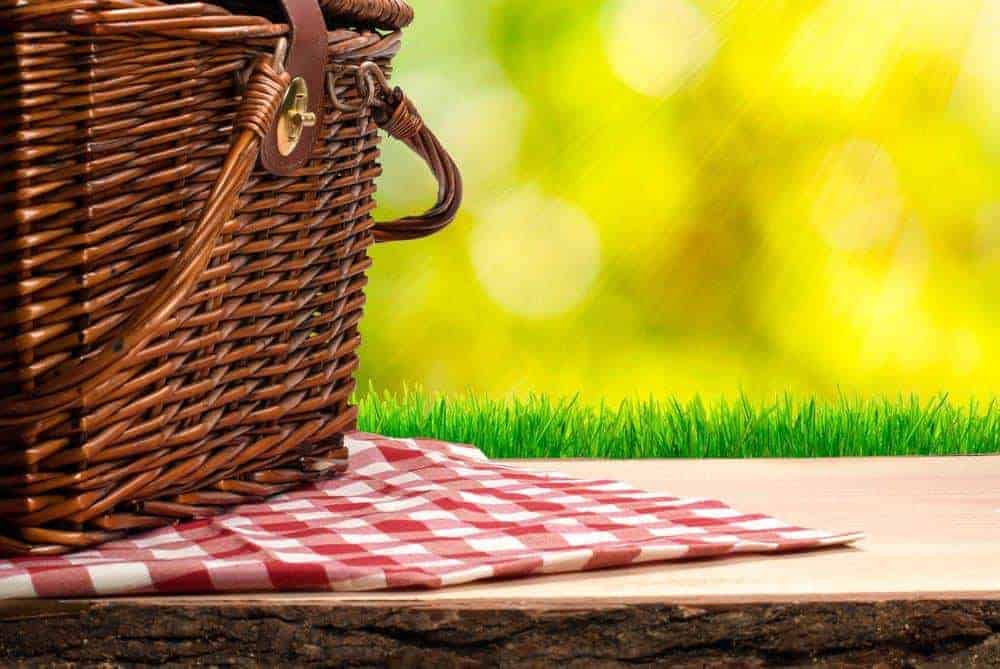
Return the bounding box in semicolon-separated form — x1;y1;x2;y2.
326;62;390;113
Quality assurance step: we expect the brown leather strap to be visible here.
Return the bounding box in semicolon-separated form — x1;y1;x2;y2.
260;0;328;175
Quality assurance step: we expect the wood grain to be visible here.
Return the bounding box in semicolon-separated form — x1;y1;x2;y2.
1;600;998;667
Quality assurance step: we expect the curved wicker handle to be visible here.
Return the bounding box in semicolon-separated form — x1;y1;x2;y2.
0;58;291;428
328;63;462;243
368;80;463;243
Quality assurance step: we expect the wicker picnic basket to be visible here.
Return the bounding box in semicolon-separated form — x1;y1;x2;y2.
0;0;461;556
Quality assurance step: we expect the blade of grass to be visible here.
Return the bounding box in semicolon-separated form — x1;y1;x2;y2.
356;390;1000;460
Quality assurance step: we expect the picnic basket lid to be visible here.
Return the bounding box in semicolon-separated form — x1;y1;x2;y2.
5;1;413;32
195;0;413;30
319;0;414;30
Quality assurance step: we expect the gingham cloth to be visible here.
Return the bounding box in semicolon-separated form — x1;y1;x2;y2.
0;434;862;599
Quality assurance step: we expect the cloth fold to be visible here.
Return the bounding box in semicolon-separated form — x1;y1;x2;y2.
0;434;862;599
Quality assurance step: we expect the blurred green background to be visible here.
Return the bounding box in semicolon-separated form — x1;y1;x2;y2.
360;0;1000;403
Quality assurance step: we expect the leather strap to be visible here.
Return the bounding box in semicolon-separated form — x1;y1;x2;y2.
261;0;327;175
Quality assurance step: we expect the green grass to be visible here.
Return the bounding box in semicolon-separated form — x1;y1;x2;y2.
356;390;1000;459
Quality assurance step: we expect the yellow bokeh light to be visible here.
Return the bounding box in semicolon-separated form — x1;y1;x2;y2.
603;0;719;97
470;187;602;318
442;87;526;190
952;0;1000;142
360;1;999;402
784;0;900;102
811;140;902;252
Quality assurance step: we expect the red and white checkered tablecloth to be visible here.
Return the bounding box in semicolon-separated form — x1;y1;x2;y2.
0;434;863;599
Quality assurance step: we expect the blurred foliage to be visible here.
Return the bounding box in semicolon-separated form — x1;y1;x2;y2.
360;0;1000;403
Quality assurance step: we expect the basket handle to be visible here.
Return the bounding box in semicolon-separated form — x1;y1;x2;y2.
0;57;461;428
0;57;292;428
329;62;463;243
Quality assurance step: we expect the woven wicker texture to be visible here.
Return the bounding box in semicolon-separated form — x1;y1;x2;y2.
321;0;414;29
0;0;459;556
193;0;414;29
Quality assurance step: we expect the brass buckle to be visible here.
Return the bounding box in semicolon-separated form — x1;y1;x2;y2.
277;77;317;156
268;39;318;157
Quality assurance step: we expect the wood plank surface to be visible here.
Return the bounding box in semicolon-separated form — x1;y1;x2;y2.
2;456;998;667
109;455;1000;605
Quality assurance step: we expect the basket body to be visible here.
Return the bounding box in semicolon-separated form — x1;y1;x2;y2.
0;1;432;555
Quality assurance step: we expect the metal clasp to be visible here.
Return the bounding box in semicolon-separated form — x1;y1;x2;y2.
266;39;318;157
327;61;394;114
277;77;317;156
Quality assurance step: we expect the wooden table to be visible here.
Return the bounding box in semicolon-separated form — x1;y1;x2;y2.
2;457;998;667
